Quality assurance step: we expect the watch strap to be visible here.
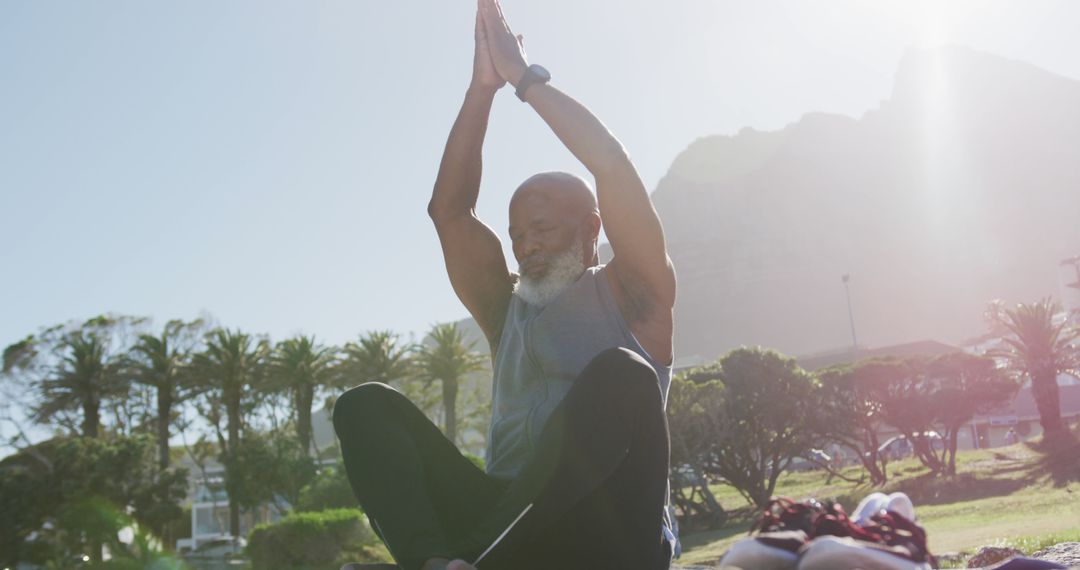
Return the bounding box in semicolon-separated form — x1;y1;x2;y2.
515;65;550;102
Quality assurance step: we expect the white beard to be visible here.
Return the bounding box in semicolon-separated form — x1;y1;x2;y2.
515;241;586;307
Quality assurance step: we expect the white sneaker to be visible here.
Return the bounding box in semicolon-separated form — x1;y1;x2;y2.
852;491;916;526
852;492;889;527
797;536;931;570
885;492;915;522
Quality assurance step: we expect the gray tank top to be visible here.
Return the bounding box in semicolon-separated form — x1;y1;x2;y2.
486;264;680;559
485;265;673;477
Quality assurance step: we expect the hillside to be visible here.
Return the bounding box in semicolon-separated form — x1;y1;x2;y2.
650;45;1080;362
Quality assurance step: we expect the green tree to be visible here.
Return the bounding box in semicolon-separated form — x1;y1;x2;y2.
270;335;339;456
413;323;487;444
3;316;140;439
992;298;1079;439
666;375;727;529
126;319;207;470
192;328;269;538
340;330;437;416
0;434;187;566
927;353;1018;475
229;429;317;513
815;363;889;485
341;330;412;397
681;347;829;508
40;333;124;439
853;354;1018;477
341;330;412;383
857;357;947;473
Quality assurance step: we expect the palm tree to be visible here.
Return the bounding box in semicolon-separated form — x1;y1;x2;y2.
341;330;413;386
340;330;430;414
192;328;268;538
992;298;1079;438
35;331;128;439
269;335;338;456
127;319;206;470
413;323;486;444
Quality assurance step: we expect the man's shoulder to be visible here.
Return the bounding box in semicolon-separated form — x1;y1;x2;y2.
602;259;675;364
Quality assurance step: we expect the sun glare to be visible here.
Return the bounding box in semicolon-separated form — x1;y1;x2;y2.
880;0;957;48
871;0;978;229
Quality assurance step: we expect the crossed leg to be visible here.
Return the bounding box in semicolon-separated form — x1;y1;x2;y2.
333;347;670;570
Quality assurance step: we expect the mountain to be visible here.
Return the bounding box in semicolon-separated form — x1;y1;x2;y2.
649;45;1080;363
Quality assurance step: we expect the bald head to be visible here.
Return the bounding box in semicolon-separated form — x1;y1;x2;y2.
510;172;598;218
507;171;602;277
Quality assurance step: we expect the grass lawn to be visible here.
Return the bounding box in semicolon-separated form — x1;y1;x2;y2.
677;441;1080;567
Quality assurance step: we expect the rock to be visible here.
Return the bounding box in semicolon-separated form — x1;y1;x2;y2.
935;551;967;567
967;546;1023;568
1033;542;1080;567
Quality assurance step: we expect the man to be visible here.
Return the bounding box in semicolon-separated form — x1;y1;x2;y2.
333;1;677;568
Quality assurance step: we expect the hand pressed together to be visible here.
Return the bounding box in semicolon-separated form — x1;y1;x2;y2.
478;0;529;87
471;3;504;91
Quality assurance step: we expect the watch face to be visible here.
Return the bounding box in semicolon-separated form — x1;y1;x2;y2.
531;64;551;82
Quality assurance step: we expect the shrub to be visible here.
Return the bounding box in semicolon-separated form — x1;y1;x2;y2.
248;508;387;570
297;467;356;512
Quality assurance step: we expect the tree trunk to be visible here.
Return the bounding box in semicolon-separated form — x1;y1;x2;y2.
153;388;176;570
1032;369;1064;437
758;464;783;508
946;425;960;476
227;386;242;538
912;434;944;474
157;389;173;470
696;476;727;528
91;539;104;564
862;428;888;485
675;468;727;530
83;399;100;439
297;386;314;456
442;378;458;444
857;450;887;486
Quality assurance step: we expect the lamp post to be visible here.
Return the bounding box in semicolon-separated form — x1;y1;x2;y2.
842;274;859;361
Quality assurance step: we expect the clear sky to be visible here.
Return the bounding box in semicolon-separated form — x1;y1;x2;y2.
3;0;1079;353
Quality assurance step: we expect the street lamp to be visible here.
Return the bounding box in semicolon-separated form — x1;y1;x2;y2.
842;274;859;360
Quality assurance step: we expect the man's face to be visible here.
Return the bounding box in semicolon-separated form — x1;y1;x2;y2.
508;190;586;280
508;188;593;306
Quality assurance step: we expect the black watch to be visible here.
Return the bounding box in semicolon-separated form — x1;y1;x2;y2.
515;64;551;102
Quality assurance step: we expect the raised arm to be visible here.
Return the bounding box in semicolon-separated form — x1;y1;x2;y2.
479;0;676;316
428;8;514;349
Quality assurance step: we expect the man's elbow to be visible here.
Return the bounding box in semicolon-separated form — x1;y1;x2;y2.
427;197;467;226
427;198;443;221
427;197;451;223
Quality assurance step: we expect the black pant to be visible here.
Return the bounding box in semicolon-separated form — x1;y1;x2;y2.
332;347;670;570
